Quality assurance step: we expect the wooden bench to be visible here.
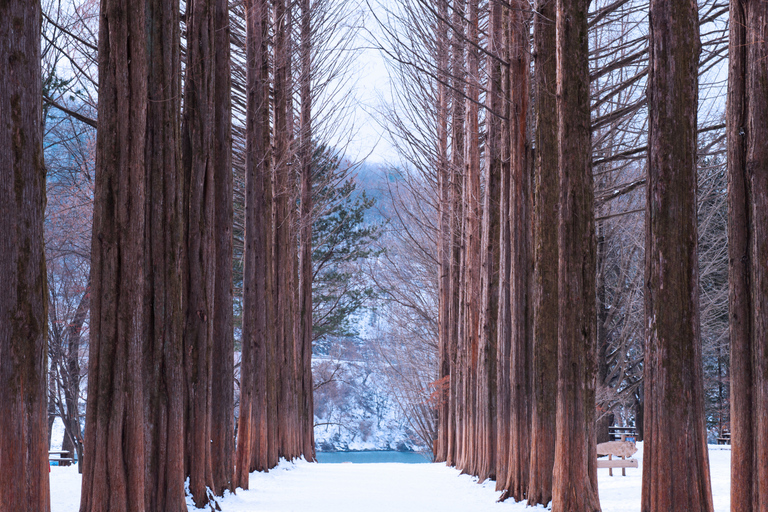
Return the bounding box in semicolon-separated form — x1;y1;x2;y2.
597;454;638;476
717;431;731;445
49;450;75;467
597;440;638;476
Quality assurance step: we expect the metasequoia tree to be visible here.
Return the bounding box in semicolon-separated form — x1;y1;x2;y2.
143;0;187;509
447;0;466;470
0;0;50;509
550;0;600;509
273;0;298;461
458;0;481;476
727;1;768;511
211;0;235;495
435;0;452;464
236;0;272;487
527;0;558;506
183;0;226;503
80;0;150;509
641;0;713;510
475;0;503;483
298;0;316;460
502;0;532;500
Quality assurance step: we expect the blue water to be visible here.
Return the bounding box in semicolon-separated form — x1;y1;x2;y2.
315;450;433;464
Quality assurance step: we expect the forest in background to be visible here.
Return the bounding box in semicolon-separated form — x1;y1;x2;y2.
2;0;767;510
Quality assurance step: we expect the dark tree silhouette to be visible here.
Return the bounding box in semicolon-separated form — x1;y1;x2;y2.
0;1;50;509
641;0;713;510
550;0;600;509
727;1;768;511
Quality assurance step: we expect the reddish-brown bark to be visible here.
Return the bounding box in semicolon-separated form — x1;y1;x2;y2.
475;0;504;483
0;1;50;509
503;0;532;501
298;0;316;461
211;0;235;494
550;0;600;510
642;0;713;511
236;0;272;488
183;0;218;504
447;0;466;469
460;0;482;477
495;3;513;486
273;0;299;461
727;2;768;511
435;0;451;464
527;0;558;506
81;1;149;510
142;0;187;509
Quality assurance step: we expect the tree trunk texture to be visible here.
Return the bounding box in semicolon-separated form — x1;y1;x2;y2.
81;1;149;510
142;0;188;511
460;0;482;477
183;0;217;504
236;0;272;488
0;0;50;509
298;0;316;461
475;0;504;483
527;0;558;506
495;4;512;488
211;0;235;495
143;0;187;509
435;0;451;465
727;1;768;511
58;281;89;464
642;0;713;510
447;0;466;469
503;0;532;501
273;0;298;461
551;0;600;510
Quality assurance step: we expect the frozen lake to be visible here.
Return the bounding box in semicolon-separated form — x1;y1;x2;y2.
315;450;432;464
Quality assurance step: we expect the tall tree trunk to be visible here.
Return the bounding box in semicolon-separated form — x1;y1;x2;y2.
642;0;713;510
728;2;768;512
211;0;235;494
147;1;185;506
143;0;187;509
183;0;217;504
0;1;50;508
81;1;149;509
298;0;316;461
236;0;272;488
503;0;532;501
550;0;599;509
495;5;512;489
462;0;481;477
65;283;90;466
476;0;503;483
527;0;558;505
273;0;298;460
447;0;466;469
435;0;451;465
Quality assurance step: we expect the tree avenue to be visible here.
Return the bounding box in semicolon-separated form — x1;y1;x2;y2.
5;0;766;508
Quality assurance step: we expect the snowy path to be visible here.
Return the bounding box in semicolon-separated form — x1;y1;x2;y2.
50;444;731;512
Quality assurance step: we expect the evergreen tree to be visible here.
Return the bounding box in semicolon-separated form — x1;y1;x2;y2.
311;147;382;351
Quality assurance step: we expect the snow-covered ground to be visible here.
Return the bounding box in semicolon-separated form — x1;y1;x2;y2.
50;443;731;511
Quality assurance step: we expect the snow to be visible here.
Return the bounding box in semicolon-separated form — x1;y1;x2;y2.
50;443;732;512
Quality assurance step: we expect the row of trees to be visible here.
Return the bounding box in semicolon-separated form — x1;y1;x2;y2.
374;0;765;510
1;0;360;508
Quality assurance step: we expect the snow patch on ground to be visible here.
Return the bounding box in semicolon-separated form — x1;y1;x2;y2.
51;443;732;512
